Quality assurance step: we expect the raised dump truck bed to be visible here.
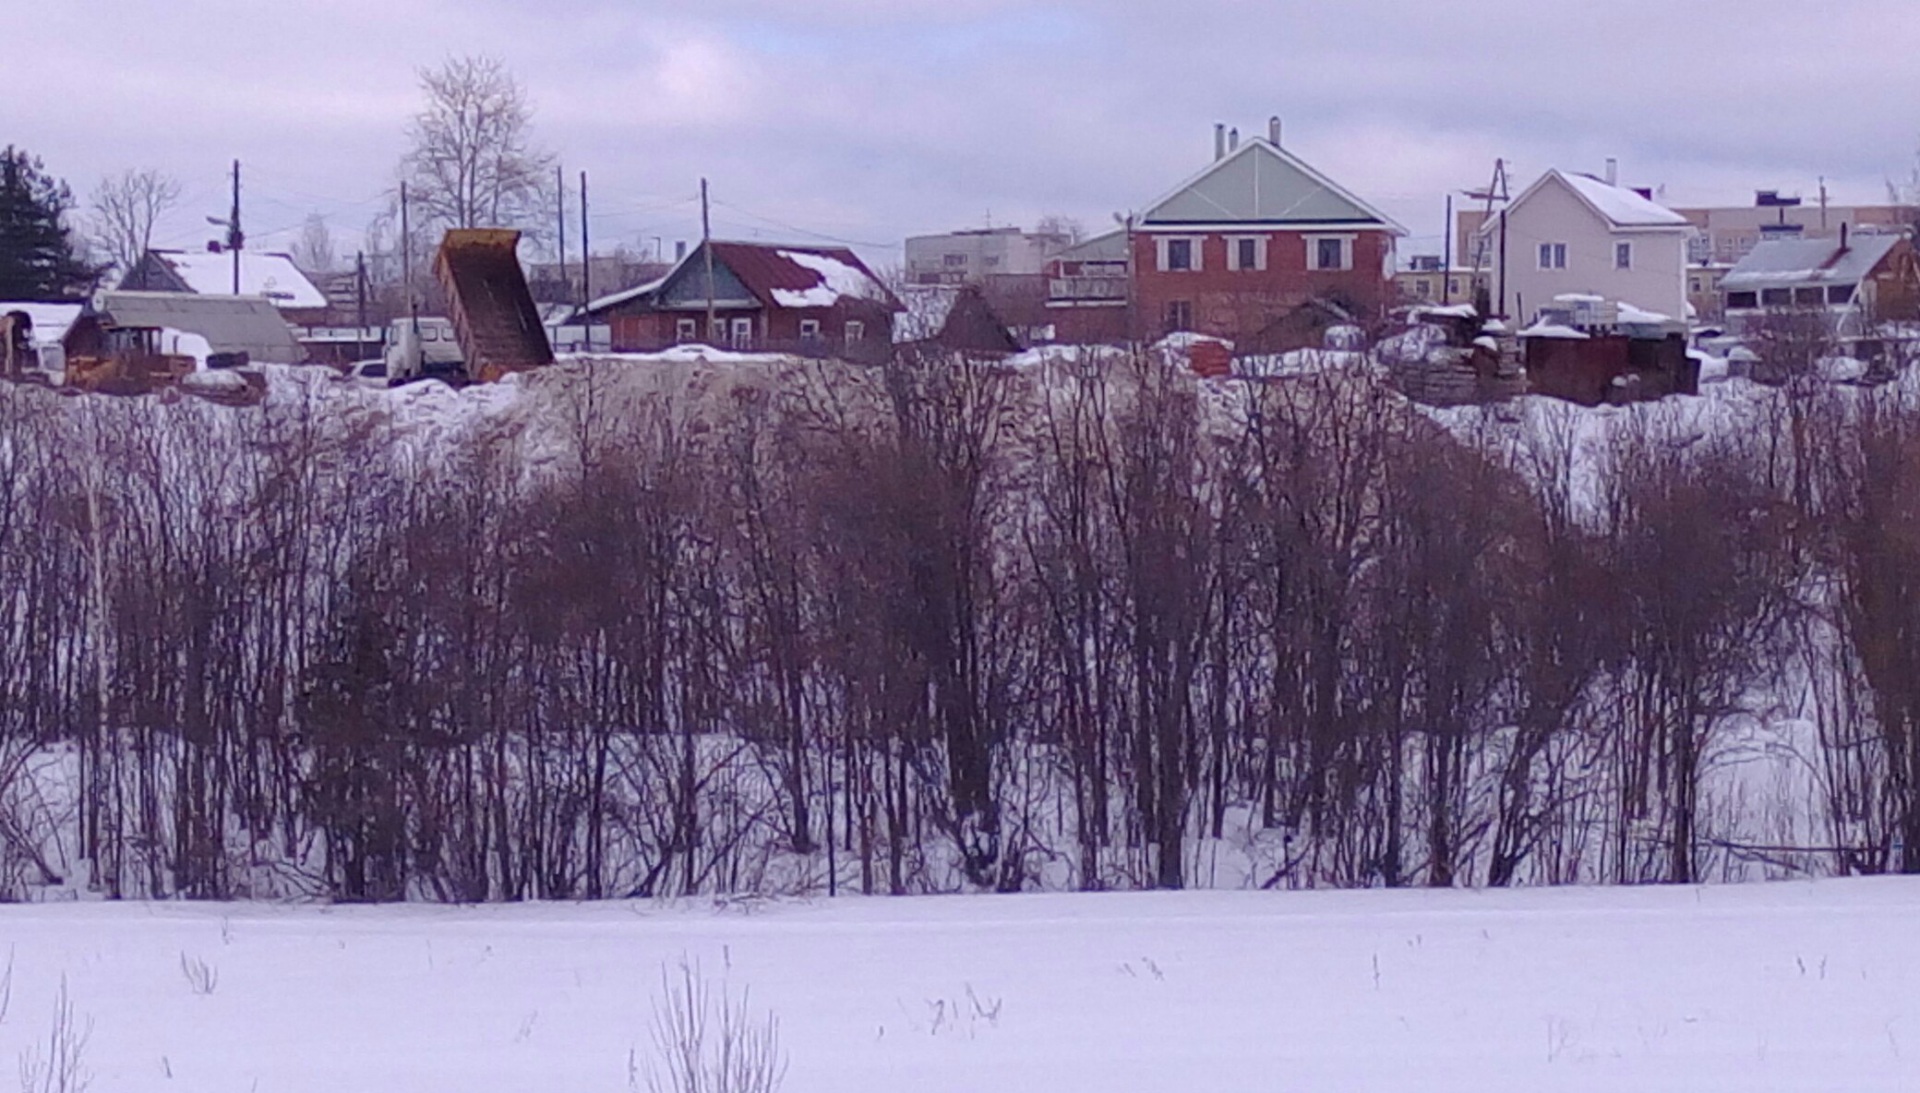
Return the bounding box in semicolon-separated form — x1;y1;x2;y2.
433;229;553;384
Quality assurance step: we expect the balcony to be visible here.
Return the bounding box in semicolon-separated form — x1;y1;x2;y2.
1048;276;1129;304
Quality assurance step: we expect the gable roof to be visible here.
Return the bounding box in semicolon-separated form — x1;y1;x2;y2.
132;249;329;310
1721;233;1905;290
1494;169;1690;233
708;243;898;310
0;302;84;347
89;291;304;364
1053;229;1129;263
1139;138;1405;233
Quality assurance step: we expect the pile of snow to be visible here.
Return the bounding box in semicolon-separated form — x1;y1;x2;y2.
1;878;1914;1091
1616;302;1674;325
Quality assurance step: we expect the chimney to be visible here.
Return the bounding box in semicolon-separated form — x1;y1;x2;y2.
1214;123;1226;161
1268;115;1282;146
1228;127;1240;152
1604;158;1618;186
1840;221;1850;252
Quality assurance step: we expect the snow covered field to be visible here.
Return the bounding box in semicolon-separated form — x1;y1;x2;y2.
2;878;1914;1091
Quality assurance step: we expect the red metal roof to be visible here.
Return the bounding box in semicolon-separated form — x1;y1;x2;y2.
709;242;901;311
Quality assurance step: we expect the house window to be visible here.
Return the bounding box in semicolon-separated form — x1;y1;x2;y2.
943;254;967;268
1615;242;1633;270
1448;277;1461;295
1162;237;1196;272
1760;288;1792;306
710;318;726;342
1689;277;1702;294
799;318;822;342
1794;287;1824;306
1538;243;1568;270
675;318;697;343
1829;284;1856;304
1414;279;1431;299
1228;236;1266;272
1727;291;1759;309
1308;236;1353;271
1165;300;1193;332
730;317;754;349
845;320;865;343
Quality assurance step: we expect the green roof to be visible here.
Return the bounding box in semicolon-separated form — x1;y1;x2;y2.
1141;139;1400;230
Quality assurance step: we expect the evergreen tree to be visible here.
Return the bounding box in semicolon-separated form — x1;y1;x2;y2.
0;147;98;299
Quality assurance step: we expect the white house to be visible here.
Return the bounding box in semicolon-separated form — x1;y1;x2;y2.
1481;168;1690;325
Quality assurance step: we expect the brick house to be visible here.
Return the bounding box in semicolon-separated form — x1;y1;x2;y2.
1133;120;1404;343
581;241;899;360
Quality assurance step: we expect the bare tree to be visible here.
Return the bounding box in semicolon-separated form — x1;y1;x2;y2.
292;213;337;275
88;168;180;278
400;56;556;236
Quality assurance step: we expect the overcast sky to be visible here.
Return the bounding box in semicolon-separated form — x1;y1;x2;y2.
9;0;1918;270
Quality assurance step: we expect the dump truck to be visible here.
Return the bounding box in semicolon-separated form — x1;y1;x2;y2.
426;228;554;385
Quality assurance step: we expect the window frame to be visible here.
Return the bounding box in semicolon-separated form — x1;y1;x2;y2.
1537;242;1568;270
844;319;866;343
799;318;822;342
1306;234;1356;272
1158;236;1202;272
1227;235;1267;272
675;318;697;343
1615;241;1633;270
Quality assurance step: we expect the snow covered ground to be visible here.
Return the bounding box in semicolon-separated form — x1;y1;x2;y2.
2;878;1914;1091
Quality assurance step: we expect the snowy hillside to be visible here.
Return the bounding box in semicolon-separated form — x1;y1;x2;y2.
0;878;1913;1091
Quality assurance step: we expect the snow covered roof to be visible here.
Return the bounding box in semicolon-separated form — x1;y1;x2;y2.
579;274;667;316
0;302;84;347
139;249;328;310
1491;170;1690;232
1139;138;1406;233
1052;229;1128;264
705;242;896;312
1720;234;1904;290
92;291;304;364
1517;320;1591;340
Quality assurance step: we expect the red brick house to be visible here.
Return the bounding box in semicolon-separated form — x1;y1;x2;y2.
582;241;899;360
1048;120;1404;346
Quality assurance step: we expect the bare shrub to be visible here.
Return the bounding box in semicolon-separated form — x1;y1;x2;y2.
639;957;786;1093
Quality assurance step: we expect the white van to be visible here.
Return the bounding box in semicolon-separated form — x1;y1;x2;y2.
384;317;465;382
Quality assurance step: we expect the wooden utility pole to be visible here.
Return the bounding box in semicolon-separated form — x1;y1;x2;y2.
701;177;715;342
355;251;367;333
401;181;416;334
229;160;242;294
1441;194;1454;305
556;164;567;303
579;171;590;310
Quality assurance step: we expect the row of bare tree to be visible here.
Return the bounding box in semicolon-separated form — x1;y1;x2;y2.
0;353;1916;902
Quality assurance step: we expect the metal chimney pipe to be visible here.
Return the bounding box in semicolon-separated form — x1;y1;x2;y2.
1605;158;1619;186
1214;123;1226;161
1268;115;1282;145
1228;127;1239;151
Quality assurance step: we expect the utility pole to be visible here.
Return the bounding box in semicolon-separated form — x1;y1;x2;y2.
1441;193;1454;306
556;164;567;304
579;171;591;310
355;251;367;334
701;177;715;342
229;159;242;294
401;180;416;334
